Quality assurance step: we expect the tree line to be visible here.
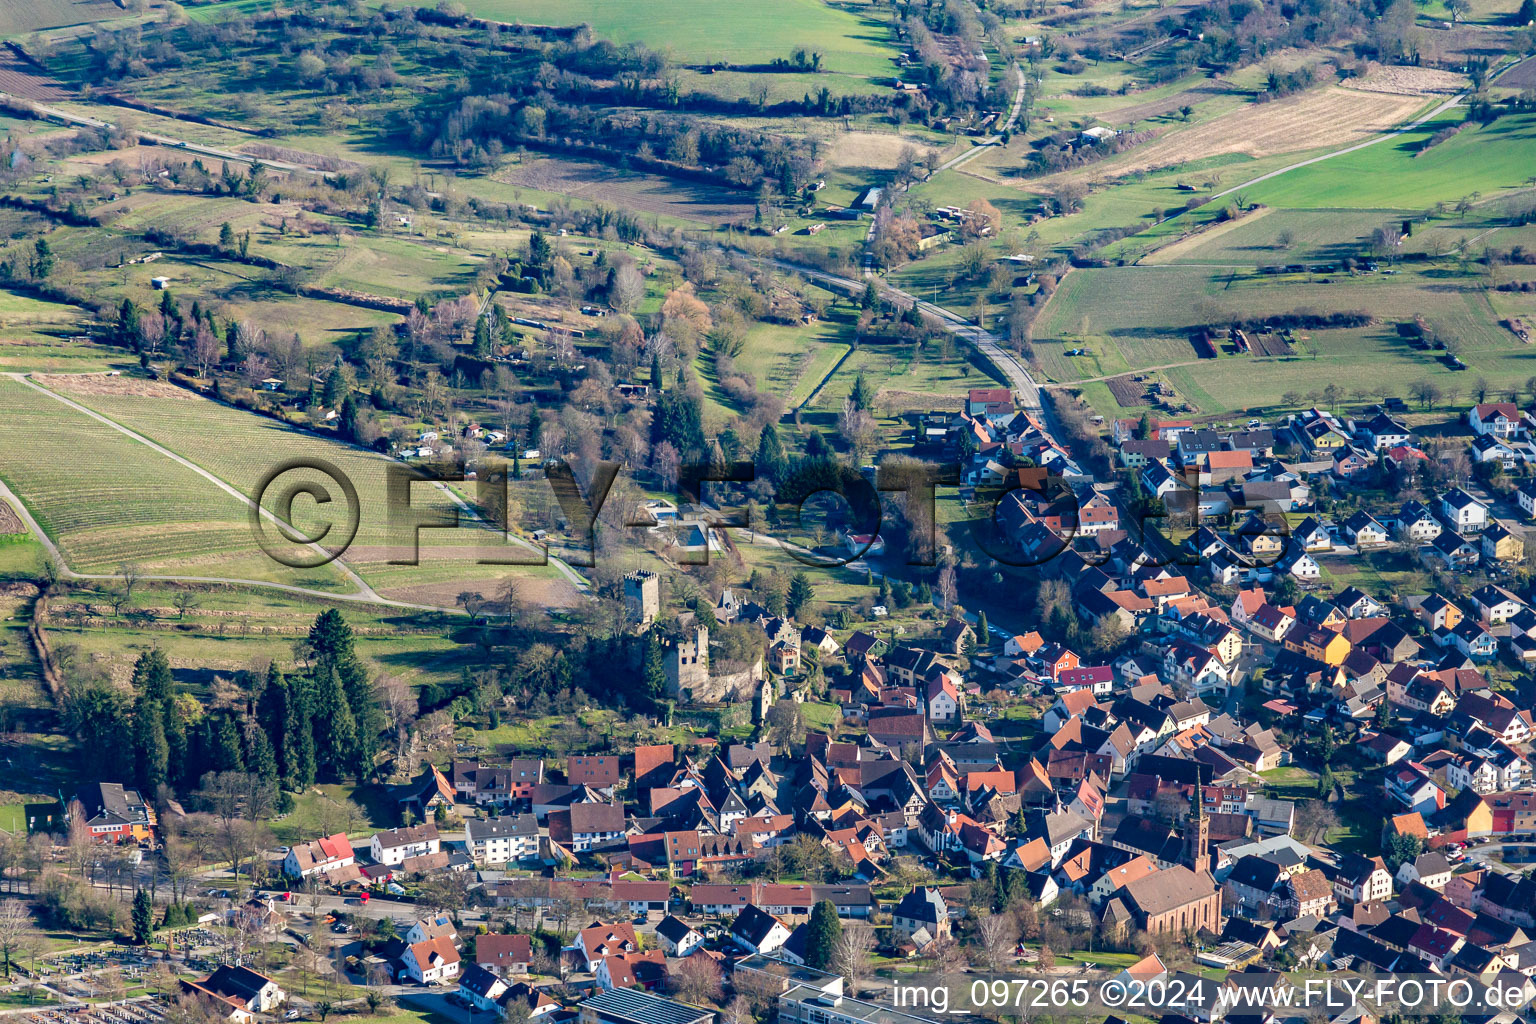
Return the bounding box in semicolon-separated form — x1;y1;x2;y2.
65;609;382;806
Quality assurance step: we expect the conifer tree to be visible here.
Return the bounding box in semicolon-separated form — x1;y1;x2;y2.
246;721;278;788
642;629;667;707
211;715;245;773
132;890;154;946
133;696;168;795
804;899;842;971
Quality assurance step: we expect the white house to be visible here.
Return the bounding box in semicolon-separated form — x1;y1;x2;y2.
575;922;639;973
457;965;508;1012
655;915;705;957
1440;489;1489;533
729;905;793;956
405;915;459;948
1448;753;1500;795
1344;512;1389;548
1276;546;1321;581
1395;852;1453;891
1333;854;1393;905
1162;641;1230;697
401;936;460;984
926;675;962;723
1519;482;1536;519
282;834;354;879
370;823;439;867
1472;585;1525;625
466;815;540;865
181;966;286;1020
1469;403;1525;439
1399;501;1443;542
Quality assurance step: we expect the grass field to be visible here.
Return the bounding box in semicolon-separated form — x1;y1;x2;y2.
710;308;857;412
270;783;397;844
0;803;25;833
64;250;399;345
454;0;901;78
1141;207;1408;265
40;580;471;691
0;376;353;588
1036;260;1531;417
803;342;998;416
0;287;91;334
1241;112;1536;211
40;378;578;603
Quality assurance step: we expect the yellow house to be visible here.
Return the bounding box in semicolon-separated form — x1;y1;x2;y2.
1211;630;1243;665
1483;523;1525;563
1311;607;1347;632
1293;626;1351;666
1242;533;1285;557
1463;797;1494;837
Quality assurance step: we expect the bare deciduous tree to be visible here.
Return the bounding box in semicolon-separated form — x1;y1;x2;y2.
975;913;1019;971
832;922;877;995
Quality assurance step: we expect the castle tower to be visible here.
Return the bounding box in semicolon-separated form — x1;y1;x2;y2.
664;624;710;701
623;570;659;627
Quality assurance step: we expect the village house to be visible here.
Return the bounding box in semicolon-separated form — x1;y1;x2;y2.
548;802;626;852
458;965;509;1012
179;967;286;1022
401;936;461;985
72;782;158;846
890;886;951;948
1333;853;1393;905
1399;501;1444;542
576;922;640;972
1469;402;1526;439
370;823;439;866
476;934;532;976
466;815;541;865
1396;852;1453;890
1440;489;1489;533
283;833;354;879
656;915;706;957
1482;522;1526;563
730;904;794;956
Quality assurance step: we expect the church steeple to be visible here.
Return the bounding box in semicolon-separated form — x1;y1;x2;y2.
1185;775;1210;875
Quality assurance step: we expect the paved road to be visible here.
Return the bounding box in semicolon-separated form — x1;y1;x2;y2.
933;64;1026;175
1464;840;1536;876
0;92;305;171
762;257;1045;413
